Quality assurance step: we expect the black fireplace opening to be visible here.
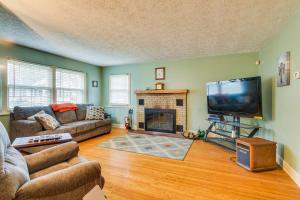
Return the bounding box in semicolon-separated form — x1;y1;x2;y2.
144;108;176;133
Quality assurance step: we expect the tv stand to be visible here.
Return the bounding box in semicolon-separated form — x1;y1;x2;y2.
204;116;260;151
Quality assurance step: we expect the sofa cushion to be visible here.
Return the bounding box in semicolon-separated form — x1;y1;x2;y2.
76;104;93;121
9;120;43;141
64;121;96;133
13;106;56;120
37;125;77;135
90;119;112;128
55;110;77;124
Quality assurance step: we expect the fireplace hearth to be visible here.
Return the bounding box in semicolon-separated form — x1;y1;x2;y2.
145;108;176;133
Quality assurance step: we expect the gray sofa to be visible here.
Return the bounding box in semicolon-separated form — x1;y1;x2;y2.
9;104;112;142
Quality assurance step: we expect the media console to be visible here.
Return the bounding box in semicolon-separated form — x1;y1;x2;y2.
204;116;260;151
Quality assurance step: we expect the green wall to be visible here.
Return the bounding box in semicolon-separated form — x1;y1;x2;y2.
0;42;102;130
258;10;300;174
102;53;259;130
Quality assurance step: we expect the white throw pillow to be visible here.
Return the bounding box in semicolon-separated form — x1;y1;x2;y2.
34;113;60;130
86;106;105;120
27;110;46;121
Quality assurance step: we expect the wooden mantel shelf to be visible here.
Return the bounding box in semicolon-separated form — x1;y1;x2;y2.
135;89;188;94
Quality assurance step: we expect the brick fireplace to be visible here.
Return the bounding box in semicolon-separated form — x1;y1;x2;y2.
135;89;188;134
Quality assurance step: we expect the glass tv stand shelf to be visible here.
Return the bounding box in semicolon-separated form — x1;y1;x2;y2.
204;117;261;151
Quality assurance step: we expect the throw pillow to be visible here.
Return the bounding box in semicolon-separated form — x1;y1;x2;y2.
86;106;105;120
34;113;60;130
27;110;46;121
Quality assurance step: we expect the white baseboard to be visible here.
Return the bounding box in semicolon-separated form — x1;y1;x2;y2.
112;123;125;128
112;123;138;130
277;154;300;187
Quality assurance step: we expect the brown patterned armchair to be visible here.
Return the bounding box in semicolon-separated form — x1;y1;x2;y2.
0;122;104;200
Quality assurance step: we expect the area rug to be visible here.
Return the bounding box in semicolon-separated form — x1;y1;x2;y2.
97;133;193;160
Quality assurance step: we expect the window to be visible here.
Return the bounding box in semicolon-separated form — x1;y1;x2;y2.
7;60;53;109
56;68;86;104
7;60;87;109
109;74;130;105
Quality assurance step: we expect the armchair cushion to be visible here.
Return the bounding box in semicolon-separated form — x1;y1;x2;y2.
1;122;29;200
0;145;30;200
25;141;79;174
30;156;87;180
15;161;102;200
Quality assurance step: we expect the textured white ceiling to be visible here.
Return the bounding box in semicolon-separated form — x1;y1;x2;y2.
0;0;300;66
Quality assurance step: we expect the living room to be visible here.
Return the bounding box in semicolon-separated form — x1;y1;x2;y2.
0;1;300;200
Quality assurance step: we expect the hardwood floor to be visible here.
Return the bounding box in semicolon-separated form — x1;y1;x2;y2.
79;128;300;200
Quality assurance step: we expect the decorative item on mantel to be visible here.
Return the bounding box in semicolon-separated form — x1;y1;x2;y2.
155;82;164;90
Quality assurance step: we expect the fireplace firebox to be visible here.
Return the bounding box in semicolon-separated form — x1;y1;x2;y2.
144;108;176;133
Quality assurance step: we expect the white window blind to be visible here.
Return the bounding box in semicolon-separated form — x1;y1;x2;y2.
56;68;86;104
109;74;129;105
7;60;53;109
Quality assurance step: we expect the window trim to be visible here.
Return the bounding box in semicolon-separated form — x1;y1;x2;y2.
4;59;87;111
109;73;130;106
0;58;8;113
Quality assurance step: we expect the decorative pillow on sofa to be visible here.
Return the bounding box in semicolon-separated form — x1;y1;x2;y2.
34;113;60;130
27;110;46;121
86;106;104;120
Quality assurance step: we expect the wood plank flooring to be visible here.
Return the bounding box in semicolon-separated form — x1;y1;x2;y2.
79;128;300;200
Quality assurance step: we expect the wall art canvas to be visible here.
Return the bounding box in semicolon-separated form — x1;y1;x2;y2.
277;51;290;87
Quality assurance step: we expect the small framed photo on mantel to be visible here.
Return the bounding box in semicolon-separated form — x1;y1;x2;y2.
155;67;165;80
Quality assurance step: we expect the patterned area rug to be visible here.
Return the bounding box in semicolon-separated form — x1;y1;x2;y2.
98;133;193;160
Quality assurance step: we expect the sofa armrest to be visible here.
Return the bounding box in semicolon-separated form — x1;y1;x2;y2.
15;161;102;200
9;120;43;142
25;141;79;174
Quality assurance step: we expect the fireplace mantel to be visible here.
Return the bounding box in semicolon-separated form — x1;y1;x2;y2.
135;89;188;95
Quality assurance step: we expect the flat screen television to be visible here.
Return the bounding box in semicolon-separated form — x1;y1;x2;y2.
206;76;262;118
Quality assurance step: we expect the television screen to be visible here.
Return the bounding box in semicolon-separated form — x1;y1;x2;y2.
206;76;262;117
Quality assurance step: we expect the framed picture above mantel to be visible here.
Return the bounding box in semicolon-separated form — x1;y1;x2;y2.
155;67;165;80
